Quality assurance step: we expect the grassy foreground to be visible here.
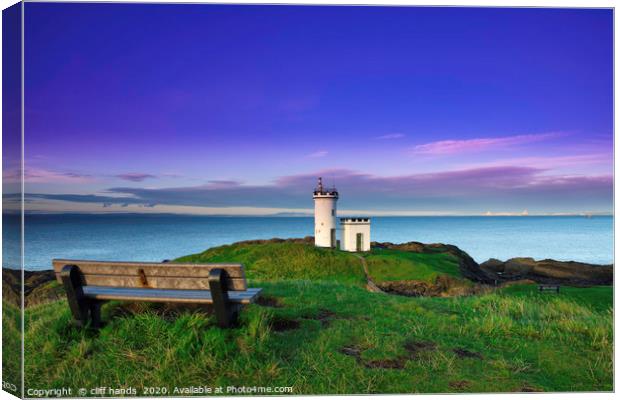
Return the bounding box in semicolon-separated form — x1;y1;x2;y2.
2;300;21;396
8;242;614;394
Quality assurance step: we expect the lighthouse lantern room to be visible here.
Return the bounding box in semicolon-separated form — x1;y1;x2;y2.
313;177;339;248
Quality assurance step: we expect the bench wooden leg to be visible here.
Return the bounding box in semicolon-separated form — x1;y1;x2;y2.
60;265;90;327
89;300;104;329
208;269;237;328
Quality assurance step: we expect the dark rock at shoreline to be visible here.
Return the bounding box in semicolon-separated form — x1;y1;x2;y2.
2;268;58;307
480;257;613;286
372;240;613;286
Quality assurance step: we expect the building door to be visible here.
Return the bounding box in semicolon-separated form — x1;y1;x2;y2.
356;233;363;252
330;229;336;248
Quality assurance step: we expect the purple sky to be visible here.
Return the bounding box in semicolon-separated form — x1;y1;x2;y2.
8;4;613;215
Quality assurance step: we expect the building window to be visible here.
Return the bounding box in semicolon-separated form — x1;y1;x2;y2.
331;209;335;216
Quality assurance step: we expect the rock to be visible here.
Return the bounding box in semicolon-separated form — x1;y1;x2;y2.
504;258;537;274
2;279;20;306
24;269;56;294
479;258;504;271
372;241;426;252
481;257;613;285
2;268;59;307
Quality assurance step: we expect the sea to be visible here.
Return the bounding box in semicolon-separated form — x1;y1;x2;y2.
1;214;614;271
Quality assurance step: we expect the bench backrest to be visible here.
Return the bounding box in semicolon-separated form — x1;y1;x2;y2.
52;259;247;291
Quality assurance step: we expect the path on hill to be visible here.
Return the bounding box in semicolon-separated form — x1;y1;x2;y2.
353;254;385;294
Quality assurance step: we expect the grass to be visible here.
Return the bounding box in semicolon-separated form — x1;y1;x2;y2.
365;248;461;283
2;301;22;396
176;242;366;286
8;242;613;394
500;284;613;313
21;281;612;394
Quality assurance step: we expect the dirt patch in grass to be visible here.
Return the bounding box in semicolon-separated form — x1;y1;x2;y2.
518;384;544;392
339;345;362;358
377;276;491;298
256;296;284;308
404;340;437;357
316;308;336;319
340;339;437;370
270;317;300;332
436;309;460;316
449;380;471;390
363;358;407;369
452;347;483;359
303;308;339;327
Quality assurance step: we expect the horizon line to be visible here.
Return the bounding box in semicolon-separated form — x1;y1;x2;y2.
4;211;614;217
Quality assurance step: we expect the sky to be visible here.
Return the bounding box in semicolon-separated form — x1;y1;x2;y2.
4;4;614;215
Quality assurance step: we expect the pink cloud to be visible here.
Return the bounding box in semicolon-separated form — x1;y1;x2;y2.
275;166;546;193
28;166;612;213
532;174;613;187
412;132;562;155
115;173;157;182
456;153;612;171
206;180;242;188
3;168;95;184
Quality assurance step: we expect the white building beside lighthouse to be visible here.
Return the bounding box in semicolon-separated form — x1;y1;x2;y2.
312;177;371;252
313;177;338;248
340;217;371;252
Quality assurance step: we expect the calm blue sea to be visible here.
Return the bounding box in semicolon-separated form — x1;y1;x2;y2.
2;214;614;270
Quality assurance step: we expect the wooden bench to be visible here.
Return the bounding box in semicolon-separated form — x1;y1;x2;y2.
538;284;560;293
52;259;261;328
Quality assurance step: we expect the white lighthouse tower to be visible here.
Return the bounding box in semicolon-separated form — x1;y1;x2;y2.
313;177;338;248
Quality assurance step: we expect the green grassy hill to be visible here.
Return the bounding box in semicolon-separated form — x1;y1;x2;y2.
5;240;614;395
175;241;366;286
365;248;461;283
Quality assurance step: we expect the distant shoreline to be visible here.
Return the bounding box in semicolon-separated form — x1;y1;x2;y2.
4;215;613;269
2;212;614;217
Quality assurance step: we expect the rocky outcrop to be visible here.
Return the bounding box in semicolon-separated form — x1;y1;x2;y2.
372;241;613;287
377;275;490;297
480;257;613;286
2;277;20;306
372;241;497;284
2;268;58;307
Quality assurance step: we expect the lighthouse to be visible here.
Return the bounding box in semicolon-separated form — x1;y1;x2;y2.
313;177;338;248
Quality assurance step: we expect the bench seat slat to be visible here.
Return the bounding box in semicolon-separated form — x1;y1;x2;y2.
52;259;245;279
82;286;262;304
54;273;247;291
